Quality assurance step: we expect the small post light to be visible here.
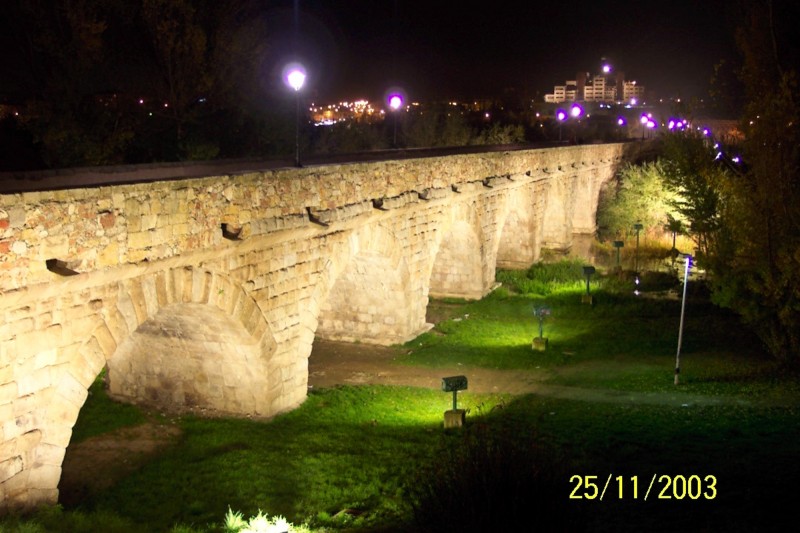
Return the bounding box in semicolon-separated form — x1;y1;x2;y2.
633;222;644;271
532;305;551;351
442;375;468;428
612;240;624;269
582;265;596;304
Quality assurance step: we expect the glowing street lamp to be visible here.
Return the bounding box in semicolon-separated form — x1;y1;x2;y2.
284;63;306;167
556;108;567;141
617;116;627;139
640;113;649;140
570;103;584;118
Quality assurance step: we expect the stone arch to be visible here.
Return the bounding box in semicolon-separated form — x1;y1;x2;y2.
316;224;421;345
540;175;573;251
16;267;278;508
89;267;278;416
496;185;540;269
429;201;487;299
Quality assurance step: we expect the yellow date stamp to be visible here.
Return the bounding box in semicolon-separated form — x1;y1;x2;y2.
569;474;717;501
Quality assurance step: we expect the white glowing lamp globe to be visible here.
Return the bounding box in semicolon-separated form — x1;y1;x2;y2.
286;68;306;92
388;94;403;110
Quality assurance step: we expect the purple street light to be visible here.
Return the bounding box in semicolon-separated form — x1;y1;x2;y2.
640;113;649;140
387;93;403;147
617;116;627;140
556;109;567;141
570;103;584;118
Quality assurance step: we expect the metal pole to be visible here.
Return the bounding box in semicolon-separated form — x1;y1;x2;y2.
452;390;457;411
294;91;301;167
675;255;691;385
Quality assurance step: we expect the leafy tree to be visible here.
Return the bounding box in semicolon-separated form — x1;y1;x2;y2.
474;123;524;145
596;161;681;242
660;132;727;260
705;0;800;361
7;0;136;167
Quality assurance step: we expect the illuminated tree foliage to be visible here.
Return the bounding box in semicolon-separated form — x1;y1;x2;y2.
596;161;681;242
660;131;726;260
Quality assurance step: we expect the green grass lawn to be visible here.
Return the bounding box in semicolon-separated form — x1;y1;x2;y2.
3;265;798;532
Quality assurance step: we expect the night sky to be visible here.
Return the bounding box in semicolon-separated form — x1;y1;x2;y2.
289;0;739;102
0;0;739;105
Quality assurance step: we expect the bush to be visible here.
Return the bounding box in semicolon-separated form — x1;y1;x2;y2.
496;260;586;296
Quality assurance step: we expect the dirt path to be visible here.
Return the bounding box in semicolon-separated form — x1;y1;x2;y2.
308;339;751;407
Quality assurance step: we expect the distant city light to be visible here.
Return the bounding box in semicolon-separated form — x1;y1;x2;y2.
556;109;567;121
602;64;611;73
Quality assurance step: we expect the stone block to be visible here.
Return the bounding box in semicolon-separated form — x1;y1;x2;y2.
42;423;72;448
53;372;88;407
34;442;65;466
0;382;17;404
16;367;51;396
0;455;23;484
27;464;61;491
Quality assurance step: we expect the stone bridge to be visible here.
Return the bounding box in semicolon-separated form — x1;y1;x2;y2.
0;142;639;508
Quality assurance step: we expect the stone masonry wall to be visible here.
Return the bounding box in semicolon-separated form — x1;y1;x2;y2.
0;143;635;510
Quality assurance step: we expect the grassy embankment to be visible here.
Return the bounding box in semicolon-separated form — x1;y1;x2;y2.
2;260;797;532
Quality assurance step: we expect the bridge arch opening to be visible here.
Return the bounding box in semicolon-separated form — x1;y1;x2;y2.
429;219;485;299
317;226;418;345
495;184;546;270
107;302;268;414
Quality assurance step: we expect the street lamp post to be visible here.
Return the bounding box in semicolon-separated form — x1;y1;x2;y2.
388;93;403;147
675;254;692;385
285;64;306;167
612;240;624;270
633;222;643;271
556;109;567;141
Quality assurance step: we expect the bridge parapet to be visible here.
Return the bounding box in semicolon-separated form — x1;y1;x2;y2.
0;144;630;293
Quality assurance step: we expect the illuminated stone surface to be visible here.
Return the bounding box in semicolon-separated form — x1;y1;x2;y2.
0;143;639;508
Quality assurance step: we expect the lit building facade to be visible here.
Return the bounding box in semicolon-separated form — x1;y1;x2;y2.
544;69;644;104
